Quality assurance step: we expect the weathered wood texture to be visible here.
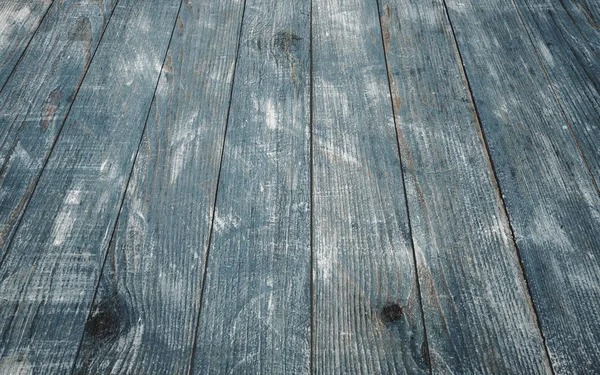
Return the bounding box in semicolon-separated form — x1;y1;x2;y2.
512;0;600;186
73;0;245;373
378;0;552;373
312;0;428;373
0;0;53;89
0;0;117;260
0;0;181;372
191;0;311;373
444;0;600;372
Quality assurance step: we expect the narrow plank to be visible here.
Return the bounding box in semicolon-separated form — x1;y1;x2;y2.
512;0;600;187
0;0;117;261
0;0;181;372
378;0;552;372
191;0;311;373
444;0;600;372
312;0;428;373
73;0;246;373
0;0;53;89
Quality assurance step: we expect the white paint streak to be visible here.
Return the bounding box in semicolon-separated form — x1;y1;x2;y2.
265;99;278;130
52;209;75;246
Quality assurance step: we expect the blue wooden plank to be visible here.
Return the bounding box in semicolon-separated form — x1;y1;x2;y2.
512;0;600;190
0;0;181;372
378;0;552;372
312;0;428;373
73;0;246;372
0;0;53;89
0;0;117;261
444;0;600;372
190;0;311;372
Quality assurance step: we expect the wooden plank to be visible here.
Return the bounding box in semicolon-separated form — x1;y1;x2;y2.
0;0;117;261
190;0;311;373
0;0;181;373
378;0;552;372
512;0;600;189
444;0;600;373
0;0;53;89
73;0;246;373
312;0;428;373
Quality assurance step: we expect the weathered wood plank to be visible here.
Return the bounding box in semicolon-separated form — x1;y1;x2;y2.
0;0;181;372
0;0;117;261
312;0;428;373
378;0;552;372
191;0;311;373
512;0;600;189
0;0;53;89
73;0;245;373
444;0;600;372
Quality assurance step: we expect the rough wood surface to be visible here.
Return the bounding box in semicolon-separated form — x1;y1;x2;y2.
0;0;181;372
512;0;600;186
0;0;117;260
0;0;53;89
191;0;311;373
378;0;553;373
312;0;428;373
444;0;600;372
73;0;246;373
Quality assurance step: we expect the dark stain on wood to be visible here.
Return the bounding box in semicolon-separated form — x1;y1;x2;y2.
40;88;62;129
380;303;404;323
84;294;126;342
68;16;92;43
274;31;302;52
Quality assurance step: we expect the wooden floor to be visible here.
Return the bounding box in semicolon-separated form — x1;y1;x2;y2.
0;0;599;373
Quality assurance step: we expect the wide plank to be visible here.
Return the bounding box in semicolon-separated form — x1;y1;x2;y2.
444;0;600;372
378;0;552;372
312;0;428;373
73;0;246;373
0;0;181;372
0;0;117;260
512;0;600;186
191;0;311;373
0;0;53;89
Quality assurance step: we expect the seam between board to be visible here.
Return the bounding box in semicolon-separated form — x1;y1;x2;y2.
309;0;315;372
0;0;56;94
510;0;600;195
186;1;248;373
373;0;432;373
0;0;120;269
68;0;185;372
440;0;557;373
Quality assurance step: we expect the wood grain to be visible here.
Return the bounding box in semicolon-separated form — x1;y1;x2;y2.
73;0;246;373
0;0;53;89
312;0;428;373
0;0;117;260
191;0;311;373
444;0;600;372
512;0;600;187
378;0;552;372
0;0;181;372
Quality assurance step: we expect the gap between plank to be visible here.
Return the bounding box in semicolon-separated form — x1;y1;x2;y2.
186;1;248;373
68;0;185;372
509;0;600;195
439;0;556;373
0;0;120;270
308;0;315;373
0;0;56;94
373;0;432;373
